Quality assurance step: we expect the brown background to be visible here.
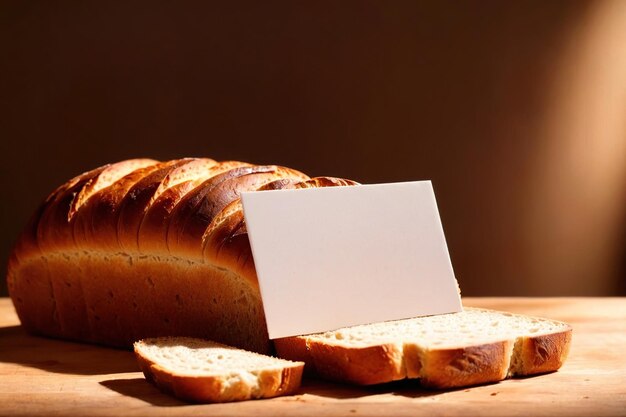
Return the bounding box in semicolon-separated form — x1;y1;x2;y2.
1;1;625;297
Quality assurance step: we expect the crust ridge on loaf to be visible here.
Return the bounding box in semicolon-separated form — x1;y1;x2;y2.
7;157;359;353
274;308;572;388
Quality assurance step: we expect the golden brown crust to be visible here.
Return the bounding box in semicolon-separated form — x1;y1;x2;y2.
296;177;360;188
274;337;317;375
36;164;111;252
11;251;272;351
6;250;60;336
149;158;218;204
164;165;267;259
419;341;513;388
116;159;194;252
9;162;144;340
167;165;309;260
72;162;170;251
311;341;406;385
68;159;158;221
137;160;249;255
8;158;358;353
512;329;572;376
202;176;360;284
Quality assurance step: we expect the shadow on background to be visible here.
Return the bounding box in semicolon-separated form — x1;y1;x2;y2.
1;0;625;297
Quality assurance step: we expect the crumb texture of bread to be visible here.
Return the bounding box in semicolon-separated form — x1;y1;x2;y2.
134;337;304;403
6;157;358;353
275;308;572;388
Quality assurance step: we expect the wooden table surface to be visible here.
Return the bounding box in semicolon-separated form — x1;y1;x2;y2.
1;297;625;417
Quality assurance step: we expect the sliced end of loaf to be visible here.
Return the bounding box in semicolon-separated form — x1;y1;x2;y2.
134;337;304;403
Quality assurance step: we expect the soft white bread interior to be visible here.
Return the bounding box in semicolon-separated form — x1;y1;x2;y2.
274;307;572;388
134;337;304;403
7;157;356;353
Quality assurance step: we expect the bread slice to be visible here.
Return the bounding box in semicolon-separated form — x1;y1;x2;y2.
134;337;305;403
275;308;572;388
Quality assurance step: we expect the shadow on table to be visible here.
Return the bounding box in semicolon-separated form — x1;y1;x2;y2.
0;324;139;374
98;376;453;406
300;378;462;400
2;323;502;403
100;378;189;407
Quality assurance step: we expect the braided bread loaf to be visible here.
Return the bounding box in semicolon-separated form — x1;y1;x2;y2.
7;158;358;353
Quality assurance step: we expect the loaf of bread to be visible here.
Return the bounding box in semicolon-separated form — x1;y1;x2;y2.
134;337;304;402
7;157;572;391
7;158;358;353
275;308;572;388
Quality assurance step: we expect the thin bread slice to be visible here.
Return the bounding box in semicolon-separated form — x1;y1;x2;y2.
275;308;572;388
134;337;304;403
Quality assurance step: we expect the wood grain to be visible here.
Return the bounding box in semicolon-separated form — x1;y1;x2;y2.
1;297;625;417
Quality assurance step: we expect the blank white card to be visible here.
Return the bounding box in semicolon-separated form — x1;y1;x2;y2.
241;181;462;339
